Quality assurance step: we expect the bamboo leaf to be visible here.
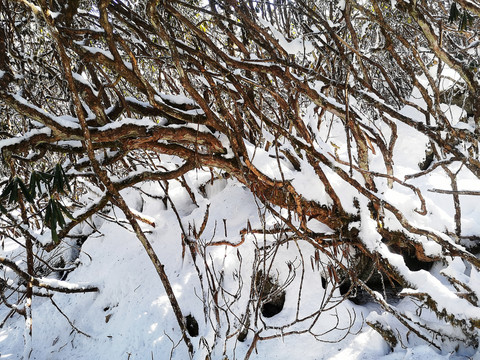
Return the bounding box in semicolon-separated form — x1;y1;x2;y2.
29;171;40;199
52;163;70;194
57;201;74;220
45;199;61;243
53;164;64;193
45;199;53;224
52;200;66;228
1;178;16;203
449;2;460;23
18;178;34;203
50;212;59;243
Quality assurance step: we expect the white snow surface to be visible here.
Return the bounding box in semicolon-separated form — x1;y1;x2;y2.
258;18;314;56
1;163;478;359
2;101;480;359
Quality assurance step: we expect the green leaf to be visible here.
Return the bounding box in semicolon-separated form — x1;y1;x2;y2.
45;199;59;243
29;172;40;199
2;178;15;198
53;164;64;193
449;2;460;23
29;171;51;198
0;202;7;214
53;200;66;228
458;11;473;31
18;178;34;203
52;164;70;194
44;198;71;243
1;177;33;204
50;210;59;244
8;180;19;203
45;199;53;224
57;201;74;220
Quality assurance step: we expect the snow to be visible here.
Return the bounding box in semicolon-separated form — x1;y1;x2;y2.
37;277;96;291
96;117;159;131
125;96;152;109
11;93;81;129
2;150;479;359
0;127;52;151
155;93;198;107
53;140;84;149
79;45;114;61
72;72;99;97
336;1;346;11
49;11;61;19
258;18;314;56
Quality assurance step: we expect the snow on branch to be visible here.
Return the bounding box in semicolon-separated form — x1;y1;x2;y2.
0;256;99;294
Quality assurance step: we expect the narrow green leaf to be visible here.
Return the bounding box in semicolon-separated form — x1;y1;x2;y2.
53;164;64;193
50;212;59;243
449;2;460;23
8;179;19;204
0;203;7;214
1;179;16;201
458;11;473;31
52;200;66;228
52;164;70;194
45;199;60;243
45;199;53;224
459;12;466;30
2;177;34;204
29;171;52;198
57;201;74;220
18;178;34;203
38;171;54;183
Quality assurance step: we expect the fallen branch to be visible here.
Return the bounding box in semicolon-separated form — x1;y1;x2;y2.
428;189;480;196
0;257;99;294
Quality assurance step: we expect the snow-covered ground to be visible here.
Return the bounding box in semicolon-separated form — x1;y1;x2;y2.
1;59;479;360
1;159;478;359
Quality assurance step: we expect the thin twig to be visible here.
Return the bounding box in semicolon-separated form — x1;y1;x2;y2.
49;296;91;338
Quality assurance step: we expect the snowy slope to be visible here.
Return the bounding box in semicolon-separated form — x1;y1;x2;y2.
1;164;478;359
